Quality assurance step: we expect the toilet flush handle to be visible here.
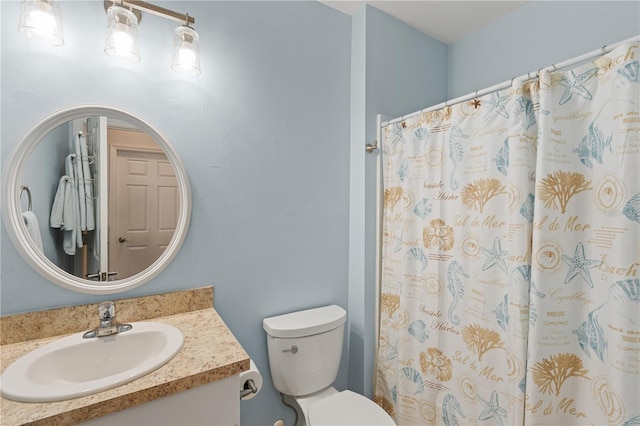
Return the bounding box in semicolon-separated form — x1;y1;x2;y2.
282;345;298;354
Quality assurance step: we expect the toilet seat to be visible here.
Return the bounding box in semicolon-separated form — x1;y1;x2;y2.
308;390;396;425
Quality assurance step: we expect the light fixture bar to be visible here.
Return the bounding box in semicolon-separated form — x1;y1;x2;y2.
119;0;194;25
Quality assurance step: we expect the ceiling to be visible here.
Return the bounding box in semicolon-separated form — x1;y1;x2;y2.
319;1;528;44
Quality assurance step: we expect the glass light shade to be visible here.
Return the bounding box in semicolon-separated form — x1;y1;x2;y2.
171;25;201;75
18;0;64;46
104;5;140;63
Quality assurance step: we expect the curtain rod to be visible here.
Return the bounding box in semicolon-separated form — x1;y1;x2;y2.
381;34;640;128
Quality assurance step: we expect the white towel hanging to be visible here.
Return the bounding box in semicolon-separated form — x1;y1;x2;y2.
64;154;79;255
23;211;43;251
50;176;67;228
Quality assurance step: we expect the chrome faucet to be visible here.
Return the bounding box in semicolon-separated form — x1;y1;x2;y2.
83;301;133;338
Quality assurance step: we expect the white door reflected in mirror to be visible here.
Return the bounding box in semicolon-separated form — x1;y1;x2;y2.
108;128;179;279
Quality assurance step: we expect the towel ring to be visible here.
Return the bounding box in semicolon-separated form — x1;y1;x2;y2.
19;185;32;211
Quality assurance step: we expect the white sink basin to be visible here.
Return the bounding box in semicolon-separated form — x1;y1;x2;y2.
0;322;183;403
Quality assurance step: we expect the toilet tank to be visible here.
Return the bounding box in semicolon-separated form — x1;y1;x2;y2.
263;305;346;396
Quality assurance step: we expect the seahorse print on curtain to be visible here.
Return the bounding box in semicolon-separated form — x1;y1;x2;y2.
446;260;468;325
448;125;467;190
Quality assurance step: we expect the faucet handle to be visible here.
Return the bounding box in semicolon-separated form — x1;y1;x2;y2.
99;301;115;321
83;301;131;338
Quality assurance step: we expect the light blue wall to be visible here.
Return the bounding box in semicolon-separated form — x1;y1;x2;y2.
448;1;640;98
1;2;350;425
348;5;447;397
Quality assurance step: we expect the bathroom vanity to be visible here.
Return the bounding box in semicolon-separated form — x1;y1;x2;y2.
0;106;251;425
0;287;249;425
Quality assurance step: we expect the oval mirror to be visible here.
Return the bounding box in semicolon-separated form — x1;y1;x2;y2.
2;105;191;294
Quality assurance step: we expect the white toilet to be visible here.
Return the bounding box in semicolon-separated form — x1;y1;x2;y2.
263;305;396;426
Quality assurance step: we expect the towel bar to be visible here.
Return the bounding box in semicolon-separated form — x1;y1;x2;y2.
19;185;32;211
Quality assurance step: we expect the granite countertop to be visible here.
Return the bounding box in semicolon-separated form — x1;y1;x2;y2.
0;287;249;425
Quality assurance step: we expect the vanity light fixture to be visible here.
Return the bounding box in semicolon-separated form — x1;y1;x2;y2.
18;0;65;46
18;0;201;74
103;0;200;74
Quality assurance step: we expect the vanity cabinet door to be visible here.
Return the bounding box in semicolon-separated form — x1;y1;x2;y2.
82;375;240;425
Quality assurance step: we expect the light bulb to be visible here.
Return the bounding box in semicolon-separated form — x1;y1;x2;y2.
18;0;64;46
27;10;56;38
112;24;134;55
177;44;196;69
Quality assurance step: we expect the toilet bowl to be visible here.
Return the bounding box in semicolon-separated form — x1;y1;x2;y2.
263;305;395;426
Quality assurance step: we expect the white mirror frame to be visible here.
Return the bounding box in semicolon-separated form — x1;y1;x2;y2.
2;105;192;294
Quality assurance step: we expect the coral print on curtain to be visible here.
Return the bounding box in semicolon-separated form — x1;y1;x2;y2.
374;79;538;424
526;42;640;425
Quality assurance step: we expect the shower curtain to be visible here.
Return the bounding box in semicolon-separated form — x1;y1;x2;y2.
374;41;639;425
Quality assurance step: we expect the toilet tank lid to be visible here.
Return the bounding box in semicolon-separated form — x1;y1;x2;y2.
263;305;346;338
